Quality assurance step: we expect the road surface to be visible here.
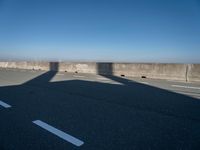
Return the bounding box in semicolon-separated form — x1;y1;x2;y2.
0;68;200;150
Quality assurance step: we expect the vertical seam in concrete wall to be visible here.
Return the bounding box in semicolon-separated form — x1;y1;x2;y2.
186;64;189;82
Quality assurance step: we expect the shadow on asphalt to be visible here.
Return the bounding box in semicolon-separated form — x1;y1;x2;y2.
0;62;200;150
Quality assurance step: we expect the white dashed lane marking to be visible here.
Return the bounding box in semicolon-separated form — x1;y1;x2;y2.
33;120;84;147
171;85;200;90
0;100;11;108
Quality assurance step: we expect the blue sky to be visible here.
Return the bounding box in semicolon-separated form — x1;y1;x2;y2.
0;0;200;63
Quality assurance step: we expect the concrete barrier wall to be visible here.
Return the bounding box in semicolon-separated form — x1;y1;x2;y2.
0;61;199;82
187;64;200;82
0;61;49;70
0;61;97;73
112;63;187;81
59;62;96;73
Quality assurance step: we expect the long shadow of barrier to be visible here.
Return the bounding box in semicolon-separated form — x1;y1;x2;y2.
96;63;200;120
0;62;200;150
24;62;59;85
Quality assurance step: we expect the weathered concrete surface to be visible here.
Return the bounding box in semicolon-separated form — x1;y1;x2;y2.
0;61;49;70
59;62;96;73
0;61;199;82
0;62;97;73
112;63;187;81
187;64;200;82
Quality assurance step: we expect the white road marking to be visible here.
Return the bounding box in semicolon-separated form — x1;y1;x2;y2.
139;82;149;84
33;120;84;147
0;100;11;108
167;79;189;83
97;77;109;80
171;85;200;90
73;75;84;78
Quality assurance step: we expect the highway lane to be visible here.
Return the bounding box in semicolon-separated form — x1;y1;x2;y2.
126;77;200;99
49;70;200;99
0;68;200;150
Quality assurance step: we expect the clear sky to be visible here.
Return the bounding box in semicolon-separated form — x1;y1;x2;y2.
0;0;200;63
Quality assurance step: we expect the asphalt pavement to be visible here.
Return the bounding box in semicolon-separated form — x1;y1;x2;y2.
0;68;200;150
